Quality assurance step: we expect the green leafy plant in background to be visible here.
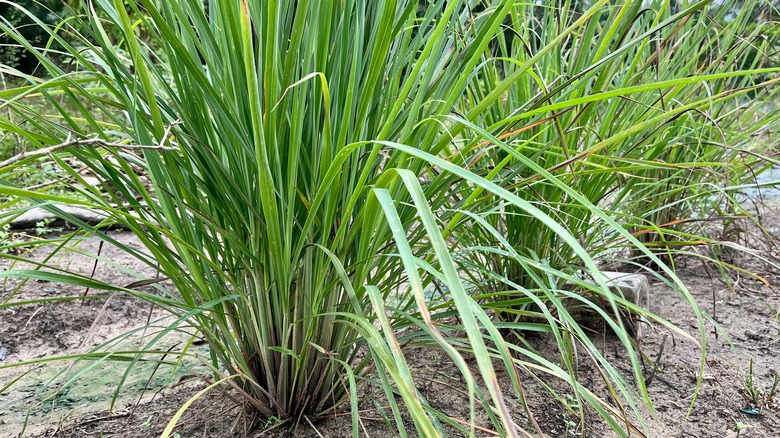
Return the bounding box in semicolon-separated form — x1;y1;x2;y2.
456;1;780;424
616;0;780;266
0;0;779;437
457;0;780;303
0;0;64;73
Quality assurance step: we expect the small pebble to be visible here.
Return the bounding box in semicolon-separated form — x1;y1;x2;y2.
0;346;8;361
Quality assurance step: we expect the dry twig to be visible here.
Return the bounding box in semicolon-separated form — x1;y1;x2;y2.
0;120;182;169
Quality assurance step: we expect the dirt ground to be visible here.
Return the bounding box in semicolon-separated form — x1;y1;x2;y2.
1;204;779;437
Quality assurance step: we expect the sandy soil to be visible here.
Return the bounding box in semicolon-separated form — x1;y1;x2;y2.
1;206;778;437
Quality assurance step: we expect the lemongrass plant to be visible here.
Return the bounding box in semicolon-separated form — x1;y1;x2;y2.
442;0;780;429
1;0;778;437
455;0;780;292
1;1;588;435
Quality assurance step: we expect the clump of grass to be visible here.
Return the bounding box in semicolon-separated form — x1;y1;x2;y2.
452;0;779;422
3;1;562;435
742;358;780;409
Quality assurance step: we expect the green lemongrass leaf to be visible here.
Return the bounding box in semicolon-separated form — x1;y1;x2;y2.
160;375;238;438
0;351;188;370
329;355;360;438
0;371;28;394
392;169;519;437
0;269;125;290
501;68;780;128
0;295;112;309
374;187;480;437
365;285;439;437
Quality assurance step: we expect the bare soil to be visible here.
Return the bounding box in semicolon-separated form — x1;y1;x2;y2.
1;206;779;438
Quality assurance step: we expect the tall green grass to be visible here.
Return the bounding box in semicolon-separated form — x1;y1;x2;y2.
455;0;780;313
1;0;779;436
462;0;779;277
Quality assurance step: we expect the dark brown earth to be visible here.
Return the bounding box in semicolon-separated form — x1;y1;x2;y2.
1;204;778;438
